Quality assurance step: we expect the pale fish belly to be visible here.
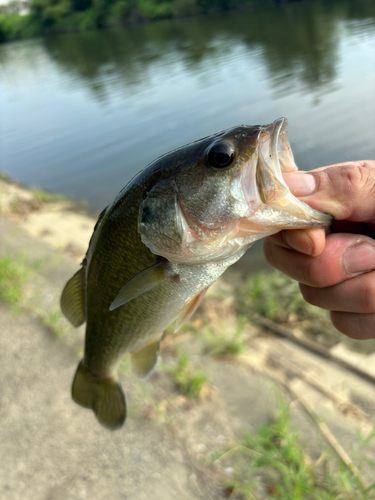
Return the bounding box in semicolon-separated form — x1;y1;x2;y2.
117;247;249;355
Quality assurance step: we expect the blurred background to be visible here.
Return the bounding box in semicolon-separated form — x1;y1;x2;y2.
1;1;375;499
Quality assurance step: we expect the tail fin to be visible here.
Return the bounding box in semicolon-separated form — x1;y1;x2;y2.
72;361;126;431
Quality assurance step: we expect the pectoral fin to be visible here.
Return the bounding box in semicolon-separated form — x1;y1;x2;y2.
174;288;208;333
60;268;85;327
131;338;161;379
110;262;171;311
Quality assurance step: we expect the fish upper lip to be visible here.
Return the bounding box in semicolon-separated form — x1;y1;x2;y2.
270;117;287;174
241;118;288;208
259;117;289;178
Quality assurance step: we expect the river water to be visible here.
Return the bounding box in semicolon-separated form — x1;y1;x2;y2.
1;0;375;272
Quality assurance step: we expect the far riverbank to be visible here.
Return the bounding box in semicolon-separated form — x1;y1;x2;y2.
0;0;271;43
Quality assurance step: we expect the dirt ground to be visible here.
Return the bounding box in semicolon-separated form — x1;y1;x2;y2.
2;179;375;499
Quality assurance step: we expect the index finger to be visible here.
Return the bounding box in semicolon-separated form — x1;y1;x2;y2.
283;163;375;222
310;160;375;173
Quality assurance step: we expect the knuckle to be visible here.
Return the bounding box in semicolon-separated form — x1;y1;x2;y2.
339;165;368;192
302;259;325;287
325;165;374;200
339;165;360;191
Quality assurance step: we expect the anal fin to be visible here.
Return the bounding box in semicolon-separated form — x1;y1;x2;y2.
61;268;85;327
72;360;126;431
131;338;160;379
174;288;208;333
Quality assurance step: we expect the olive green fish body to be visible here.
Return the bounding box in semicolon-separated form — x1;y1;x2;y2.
61;118;332;430
81;145;244;376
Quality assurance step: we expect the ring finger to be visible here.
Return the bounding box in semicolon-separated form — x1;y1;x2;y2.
299;270;375;314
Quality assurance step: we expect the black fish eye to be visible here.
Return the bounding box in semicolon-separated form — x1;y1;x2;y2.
207;142;235;169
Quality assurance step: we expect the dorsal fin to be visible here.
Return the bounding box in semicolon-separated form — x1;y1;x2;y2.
130;338;161;379
109;262;171;311
174;288;208;333
60;268;85;327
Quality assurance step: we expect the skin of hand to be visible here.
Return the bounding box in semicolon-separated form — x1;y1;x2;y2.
263;160;375;340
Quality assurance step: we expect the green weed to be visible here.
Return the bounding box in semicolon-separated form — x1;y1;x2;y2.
214;400;375;499
0;255;72;339
118;355;170;422
201;317;246;356
0;255;29;307
238;269;375;352
161;350;207;398
30;186;65;204
40;308;65;337
239;270;326;323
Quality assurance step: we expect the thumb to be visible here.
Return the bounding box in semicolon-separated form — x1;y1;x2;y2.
283;162;375;222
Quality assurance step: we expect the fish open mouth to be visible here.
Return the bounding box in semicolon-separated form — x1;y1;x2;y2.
271;117;299;173
260;117;298;178
255;117;298;205
252;117;332;227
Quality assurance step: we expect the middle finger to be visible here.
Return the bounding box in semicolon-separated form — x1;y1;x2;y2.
264;233;375;287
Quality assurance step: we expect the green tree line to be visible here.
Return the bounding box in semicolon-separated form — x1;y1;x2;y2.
0;0;273;42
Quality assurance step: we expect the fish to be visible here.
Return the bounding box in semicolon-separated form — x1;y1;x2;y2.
60;117;332;430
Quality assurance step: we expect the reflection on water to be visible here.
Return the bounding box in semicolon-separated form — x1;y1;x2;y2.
1;0;375;215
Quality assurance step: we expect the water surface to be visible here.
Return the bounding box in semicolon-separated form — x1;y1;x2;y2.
1;0;375;211
1;0;375;271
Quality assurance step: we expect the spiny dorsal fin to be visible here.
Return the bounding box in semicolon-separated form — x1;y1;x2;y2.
130;338;161;379
60;268;85;327
174;288;208;333
72;361;126;431
109;262;170;311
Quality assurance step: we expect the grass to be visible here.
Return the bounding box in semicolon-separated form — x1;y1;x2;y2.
238;269;375;353
30;186;65;204
214;399;375;500
161;350;207;398
118;354;171;422
0;254;71;338
239;270;326;324
40;308;66;338
200;317;246;357
0;255;29;307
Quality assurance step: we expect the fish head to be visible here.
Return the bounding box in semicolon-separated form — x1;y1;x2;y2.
138;118;332;264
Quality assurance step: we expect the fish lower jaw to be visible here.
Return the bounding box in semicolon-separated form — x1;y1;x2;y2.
253;202;332;230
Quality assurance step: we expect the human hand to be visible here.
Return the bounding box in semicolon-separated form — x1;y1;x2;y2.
263;160;375;339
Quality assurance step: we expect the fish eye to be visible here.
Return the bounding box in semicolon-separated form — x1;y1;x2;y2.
206;142;235;169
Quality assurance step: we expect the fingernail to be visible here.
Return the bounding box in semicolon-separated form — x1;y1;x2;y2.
343;244;375;275
283;173;317;197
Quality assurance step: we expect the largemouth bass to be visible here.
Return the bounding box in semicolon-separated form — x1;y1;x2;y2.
61;118;331;430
